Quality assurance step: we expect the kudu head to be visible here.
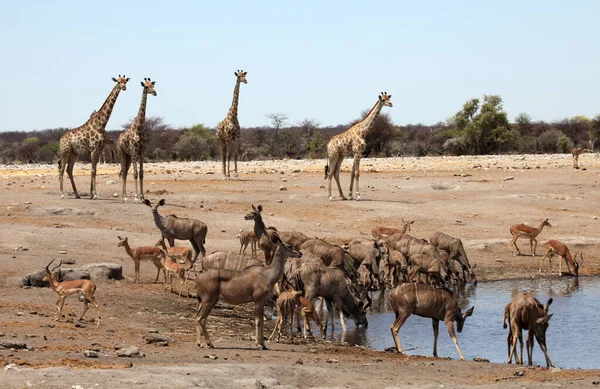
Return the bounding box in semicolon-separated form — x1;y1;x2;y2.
244;204;262;221
42;259;62;282
144;198;166;214
401;219;414;233
454;305;474;333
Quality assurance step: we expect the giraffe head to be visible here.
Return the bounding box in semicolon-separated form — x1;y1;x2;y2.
111;74;130;91
235;70;248;84
379;92;393;107
140;78;157;96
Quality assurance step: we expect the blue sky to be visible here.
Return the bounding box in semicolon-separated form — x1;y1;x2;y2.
1;1;598;132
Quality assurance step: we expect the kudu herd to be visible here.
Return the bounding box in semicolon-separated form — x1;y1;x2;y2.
36;197;587;366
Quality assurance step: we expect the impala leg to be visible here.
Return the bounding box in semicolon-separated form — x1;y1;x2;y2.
531;238;537;256
134;260;141;283
55;296;66;322
80;296;89;321
510;235;521;256
289;308;294;344
268;315;281;342
432;319;440;357
539;252;550;272
86;294;101;326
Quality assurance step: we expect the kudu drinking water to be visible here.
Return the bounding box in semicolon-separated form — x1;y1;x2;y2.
194;231;301;350
144;199;207;266
389;283;474;360
430;231;476;283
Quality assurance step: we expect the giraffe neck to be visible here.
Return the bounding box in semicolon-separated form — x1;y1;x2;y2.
354;99;384;139
132;90;148;134
227;79;242;119
94;83;123;130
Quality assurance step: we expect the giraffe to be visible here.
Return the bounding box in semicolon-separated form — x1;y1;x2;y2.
216;70;247;180
59;75;129;199
324;92;392;201
571;147;590;169
117;78;157;203
100;138;117;164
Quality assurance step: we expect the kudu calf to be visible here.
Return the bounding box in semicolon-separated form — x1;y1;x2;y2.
504;291;554;368
389;283;474;360
43;259;100;325
145;199;208;265
194;232;301;350
236;230;258;257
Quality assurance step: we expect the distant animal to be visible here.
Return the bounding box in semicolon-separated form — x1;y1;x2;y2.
118;236;164;283
236;230;258;257
538;239;584;276
509;218;551;256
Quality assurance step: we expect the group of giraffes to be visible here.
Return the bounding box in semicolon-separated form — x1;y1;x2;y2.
57;70;249;202
56;69;398;203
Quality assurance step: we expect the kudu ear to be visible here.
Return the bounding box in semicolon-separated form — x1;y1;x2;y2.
158;199;166;206
536;313;553;324
251;204;256;211
144;199;152;207
257;205;263;212
463;306;474;318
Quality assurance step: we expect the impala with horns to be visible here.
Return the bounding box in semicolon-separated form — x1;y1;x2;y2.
539;239;584;277
194;230;301;350
509;218;551;256
389;283;474;360
504;291;554;368
43;259;100;325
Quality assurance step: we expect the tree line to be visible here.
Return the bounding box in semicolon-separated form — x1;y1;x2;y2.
1;95;599;164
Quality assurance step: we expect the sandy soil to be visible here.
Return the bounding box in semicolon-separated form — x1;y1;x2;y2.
1;153;600;388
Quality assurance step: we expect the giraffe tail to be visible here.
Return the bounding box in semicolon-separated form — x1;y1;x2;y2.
58;159;61;171
324;153;329;180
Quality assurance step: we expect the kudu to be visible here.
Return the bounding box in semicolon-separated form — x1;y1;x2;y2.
201;251;264;272
371;219;414;241
389;283;474;360
300;238;361;282
117;236;164;283
236;230;258;257
144;199;208;265
294;263;368;334
430;231;476;283
539;239;584;276
509;218;551;256
278;230;311;251
42;259;100;325
268;290;303;344
504;291;554;368
244;204;279;264
194;231;301;350
407;253;448;287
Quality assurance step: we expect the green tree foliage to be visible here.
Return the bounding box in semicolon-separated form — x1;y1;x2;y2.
450;95;518;155
307;131;326;158
40;141;60;163
173;123;214;160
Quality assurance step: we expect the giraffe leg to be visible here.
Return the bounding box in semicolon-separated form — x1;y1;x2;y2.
66;154;80;199
120;152;132;202
131;155;140;203
59;153;69;198
348;157;356;200
139;157;145;200
220;142;228;180
232;139;239;180
353;155;362;200
333;157;347;200
226;147;232;180
90;150;100;199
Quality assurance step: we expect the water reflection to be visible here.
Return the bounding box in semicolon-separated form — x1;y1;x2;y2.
323;277;599;369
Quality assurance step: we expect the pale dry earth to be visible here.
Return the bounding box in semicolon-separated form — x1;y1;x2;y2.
1;153;600;388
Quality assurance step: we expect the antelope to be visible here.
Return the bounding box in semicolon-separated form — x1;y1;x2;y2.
145;199;208;265
539;239;584;276
371;219;414;241
236;230;258;257
572;147;591;169
42;259;100;325
159;249;191;297
430;231;476;283
407;253;448;287
194;231;301;350
389;282;474;360
117;236;164;283
509;218;551;256
278;230;311;251
300;238;361;282
504;291;554;368
201;251;264;272
244;204;279;264
268;290;302;343
155;238;193;267
295;295;324;339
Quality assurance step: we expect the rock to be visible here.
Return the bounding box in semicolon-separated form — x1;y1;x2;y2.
15;312;24;316
473;357;489;363
514;371;525;377
277;199;283;203
592;380;600;385
58;250;67;254
295;358;304;365
0;341;27;349
503;176;515;181
4;363;19;371
61;258;76;265
83;350;99;358
550;367;561;373
148;328;159;334
106;180;115;185
144;334;174;345
326;358;339;363
73;319;87;328
116;346;145;358
279;186;287;191
205;354;218;360
51;207;71;215
81;263;123;280
110;226;125;231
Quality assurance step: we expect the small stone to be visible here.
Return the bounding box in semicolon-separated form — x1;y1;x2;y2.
550;367;561;373
319;185;325;189
295;359;304;365
106;180;115;185
15;312;25;316
110;226;125;231
326;358;339;363
205;354;218;360
73;319;87;328
221;229;226;233
24;201;32;205
279;186;287;191
282;178;287;182
592;380;600;385
503;176;515;181
277;199;283;203
83;350;99;358
148;328;159;333
268;212;274;216
4;363;19;371
58;250;67;254
473;357;489;363
113;192;119;198
116;346;145;358
514;371;525;377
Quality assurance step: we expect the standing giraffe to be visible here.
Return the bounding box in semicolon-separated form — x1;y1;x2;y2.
324;92;392;201
571;147;590;169
117;78;157;203
216;70;247;180
59;75;129;199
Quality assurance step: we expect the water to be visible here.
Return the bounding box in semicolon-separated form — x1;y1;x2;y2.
322;277;600;369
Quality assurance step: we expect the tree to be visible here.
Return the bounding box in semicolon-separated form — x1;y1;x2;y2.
266;113;288;158
40;141;60;164
362;112;396;156
450;95;517;155
307;131;326;159
298;117;320;139
173;124;213;161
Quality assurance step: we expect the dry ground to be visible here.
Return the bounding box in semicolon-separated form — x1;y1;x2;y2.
1;153;600;388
